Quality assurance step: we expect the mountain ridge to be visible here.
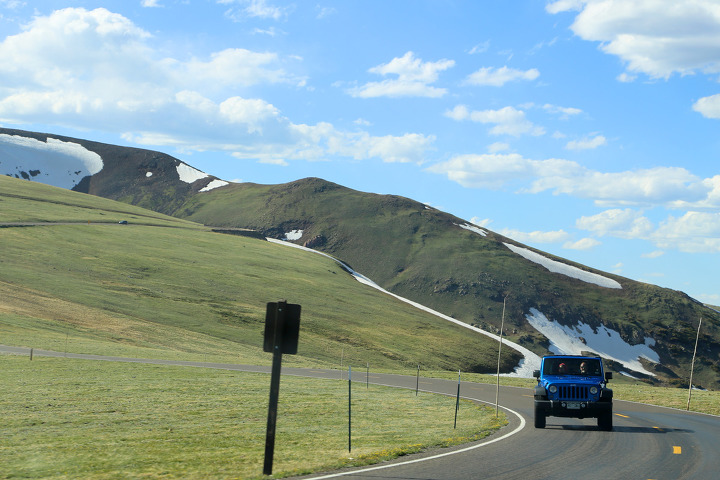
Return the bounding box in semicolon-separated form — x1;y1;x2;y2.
2;127;718;388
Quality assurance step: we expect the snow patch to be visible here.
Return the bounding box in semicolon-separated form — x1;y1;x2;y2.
504;243;621;289
284;230;303;241
0;134;103;189
146;172;153;177
200;179;229;192
457;222;487;237
176;163;208;183
525;308;659;376
266;237;541;377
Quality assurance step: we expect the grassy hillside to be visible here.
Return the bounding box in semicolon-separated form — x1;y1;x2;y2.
173;178;720;388
0;175;520;373
3;126;718;388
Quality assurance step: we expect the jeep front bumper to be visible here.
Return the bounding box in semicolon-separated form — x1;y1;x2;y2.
535;399;612;419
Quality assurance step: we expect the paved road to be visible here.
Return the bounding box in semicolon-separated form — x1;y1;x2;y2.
3;345;719;479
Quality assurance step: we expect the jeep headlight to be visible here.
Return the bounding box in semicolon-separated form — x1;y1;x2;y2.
590;386;598;395
548;385;557;394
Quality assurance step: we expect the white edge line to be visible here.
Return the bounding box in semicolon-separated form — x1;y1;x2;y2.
303;388;526;480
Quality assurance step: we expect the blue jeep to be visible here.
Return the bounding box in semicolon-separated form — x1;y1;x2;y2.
533;355;613;431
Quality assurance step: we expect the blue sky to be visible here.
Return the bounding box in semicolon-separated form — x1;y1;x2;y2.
1;0;719;304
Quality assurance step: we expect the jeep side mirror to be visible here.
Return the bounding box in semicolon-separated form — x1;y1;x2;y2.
533;369;540;379
605;371;613;382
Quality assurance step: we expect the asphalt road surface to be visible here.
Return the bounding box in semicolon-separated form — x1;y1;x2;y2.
3;345;719;480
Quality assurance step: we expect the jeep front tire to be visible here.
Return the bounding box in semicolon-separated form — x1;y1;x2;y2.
534;405;546;429
597;411;613;431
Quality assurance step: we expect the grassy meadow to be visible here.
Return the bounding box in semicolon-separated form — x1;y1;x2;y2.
1;175;518;373
2;355;506;480
3;175;720;479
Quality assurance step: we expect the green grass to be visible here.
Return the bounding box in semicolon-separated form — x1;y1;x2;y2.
2;355;506;480
0;175;203;228
1;176;519;373
173;178;720;389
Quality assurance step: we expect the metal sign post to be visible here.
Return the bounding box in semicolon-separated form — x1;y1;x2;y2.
262;300;301;476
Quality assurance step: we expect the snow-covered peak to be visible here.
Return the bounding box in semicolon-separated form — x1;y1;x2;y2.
176;162;208;184
457;222;488;237
526;308;659;376
199;179;229;192
0;134;103;189
504;243;622;289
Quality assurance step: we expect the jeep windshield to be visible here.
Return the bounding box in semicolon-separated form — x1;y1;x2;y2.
542;357;602;376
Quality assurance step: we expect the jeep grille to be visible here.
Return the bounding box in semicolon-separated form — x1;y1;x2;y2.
558;385;589;400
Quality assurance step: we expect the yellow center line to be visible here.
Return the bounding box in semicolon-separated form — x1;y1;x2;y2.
673;446;682;455
653;426;664;432
615;413;629;418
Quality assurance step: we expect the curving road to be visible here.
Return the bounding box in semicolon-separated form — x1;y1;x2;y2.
3;346;719;479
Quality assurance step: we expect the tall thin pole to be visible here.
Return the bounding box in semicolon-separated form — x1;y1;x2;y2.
416;364;420;396
348;366;352;452
495;295;507;417
454;370;461;429
686;318;702;411
263;302;286;476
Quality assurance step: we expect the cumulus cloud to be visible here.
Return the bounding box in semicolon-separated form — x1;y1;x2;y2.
464;66;540;86
428;153;720;210
577;209;720;254
565;134;607;150
444;105;545;136
547;0;720;79
693;93;720;119
654;212;720;253
576;208;654;239
0;7;435;165
348;51;455;98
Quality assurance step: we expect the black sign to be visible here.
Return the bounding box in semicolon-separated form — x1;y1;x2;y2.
263;301;301;355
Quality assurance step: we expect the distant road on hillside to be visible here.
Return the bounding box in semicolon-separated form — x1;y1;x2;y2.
3;345;719;479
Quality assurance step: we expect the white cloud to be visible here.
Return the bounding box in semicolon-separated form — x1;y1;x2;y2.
548;0;720;79
470;217;493;228
182;48;306;88
654;212;720;253
642;250;665;259
499;228;570;244
464;66;540;86
542;103;583;118
576;208;654;239
468;41;490;55
545;0;587;14
563;237;601;250
0;8;436;166
444;105;545;136
141;0;161;7
577;209;720;254
488;142;510;153
427;153;536;189
348;52;455;98
693;93;720;119
220;0;291;21
429;152;719;211
565;134;607;150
